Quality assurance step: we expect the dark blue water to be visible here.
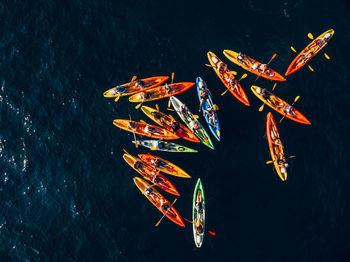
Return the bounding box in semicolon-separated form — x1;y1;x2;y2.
1;0;350;261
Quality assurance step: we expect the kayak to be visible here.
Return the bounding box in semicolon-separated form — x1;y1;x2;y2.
123;152;179;196
133;177;185;227
132;140;198;153
103;76;169;98
285;29;335;76
266;112;288;181
193;178;205;248
223;50;286;81
196;77;220;141
128;82;195;102
138;153;191;178
113;119;179;140
251;85;311;125
141;106;200;143
207;51;250;106
170;96;215;150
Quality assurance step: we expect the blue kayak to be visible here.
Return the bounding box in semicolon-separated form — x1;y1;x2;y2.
196;77;220;141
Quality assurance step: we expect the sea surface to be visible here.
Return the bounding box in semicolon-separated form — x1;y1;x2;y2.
1;0;350;261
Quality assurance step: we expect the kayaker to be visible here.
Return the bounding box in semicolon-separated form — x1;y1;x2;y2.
180;104;189;119
170;120;181;132
144;187;161;203
150;158;165;169
151;111;167;125
133;161;143;170
156;140;166;150
314;33;332;47
237;52;250;67
164;83;174;95
135;79;145;88
190;120;205;138
128;121;138;131
145;126;162;136
138;91;151;100
296;51;314;67
204;108;216;127
229;78;240;95
283;105;296;116
198;82;212;112
195;219;204;234
152;175;160;184
160;202;176;217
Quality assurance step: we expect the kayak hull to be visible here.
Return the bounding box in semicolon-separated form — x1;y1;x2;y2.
103;76;169;98
133;177;185;227
223;50;286;81
192;178;205;248
133;140;198;153
196;77;221;141
141;106;200;143
266;112;287;181
251;86;311;125
207;51;250;106
170;96;215;150
123;153;179;196
138;153;191;178
129;82;195;102
113;119;179;140
285;29;334;76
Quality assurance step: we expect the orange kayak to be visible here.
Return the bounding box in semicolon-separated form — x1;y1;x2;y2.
223;50;286;82
285;29;334;76
251;86;311;125
124;153;180;196
113;119;179;140
103;76;169;98
133;177;185;227
266;112;288;181
141;106;200;143
138;153;191;178
207;51;250;106
129;82;195;102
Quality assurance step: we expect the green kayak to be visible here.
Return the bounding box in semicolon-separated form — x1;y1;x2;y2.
193;178;205;248
170;96;214;150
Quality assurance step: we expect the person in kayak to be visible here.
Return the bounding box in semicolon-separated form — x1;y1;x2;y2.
128;121;138;132
190;120;205;138
170;119;181;132
283;105;296;116
179;103;189;119
277;159;288;174
138;91;151;100
198;82;212;112
144;186;161;203
150;158;165;169
135;79;145;88
133;161;144;171
295;51;314;68
156;140;167;150
164;83;174;95
151;111;167;126
144;125;163;136
160;201;176;217
195;218;204;234
204;108;216;127
312;32;332;48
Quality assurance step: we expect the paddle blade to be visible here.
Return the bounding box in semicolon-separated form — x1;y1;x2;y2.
294;96;300;103
221;89;229;96
131;75;137;82
114;94;121;102
272;83;277;91
213;104;219;111
193;115;199;119
135;103;142;109
307;33;314;39
324;53;330;60
307;64;314;72
123;148;129;154
291;46;297;53
208;231;216;236
266;160;273;164
289;155;296;158
171;72;175;81
168;114;175;121
168;99;171;108
230;71;237;75
240;73;248;80
205;64;214;67
258;104;265;112
140;120;146;124
167;108;174;111
270;53;277;61
155;104;159;111
150;147;158;151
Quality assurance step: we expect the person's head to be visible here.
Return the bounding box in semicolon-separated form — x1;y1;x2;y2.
237;54;243;60
280;167;287;173
198;81;204;89
256;87;262;94
324;33;331;40
128;121;136;129
134;162;141;169
284;162;289;168
145;188;151;195
153;176;160;183
212;57;218;63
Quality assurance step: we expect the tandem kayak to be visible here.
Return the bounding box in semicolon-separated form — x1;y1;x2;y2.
170;96;215;150
128;82;195;102
138;153;191;178
133;177;185;227
123;152;179;196
141;106;200;143
266;112;288;181
196;77;220;141
113;119;179;140
251;86;311;125
103;76;169;98
132;140;198;153
223;50;286;81
207;51;250;106
193;178;205;248
285;29;334;76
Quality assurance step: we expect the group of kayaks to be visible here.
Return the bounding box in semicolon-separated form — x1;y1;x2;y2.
103;29;334;247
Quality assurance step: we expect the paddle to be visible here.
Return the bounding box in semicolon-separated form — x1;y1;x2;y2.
114;94;121;102
131;75;137;82
155;198;177;227
307;33;330;60
135;97;145;109
155;104;159;111
258;83;278;110
291;46;314;72
266;155;296;164
272;83;277;91
254;53;277;81
183;218;216;236
129;114;138;148
279;96;300;123
167;72;175;108
221;73;248;96
213;104;219;111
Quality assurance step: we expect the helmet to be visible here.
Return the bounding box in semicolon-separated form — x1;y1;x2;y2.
256;87;262;94
280;167;287;173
